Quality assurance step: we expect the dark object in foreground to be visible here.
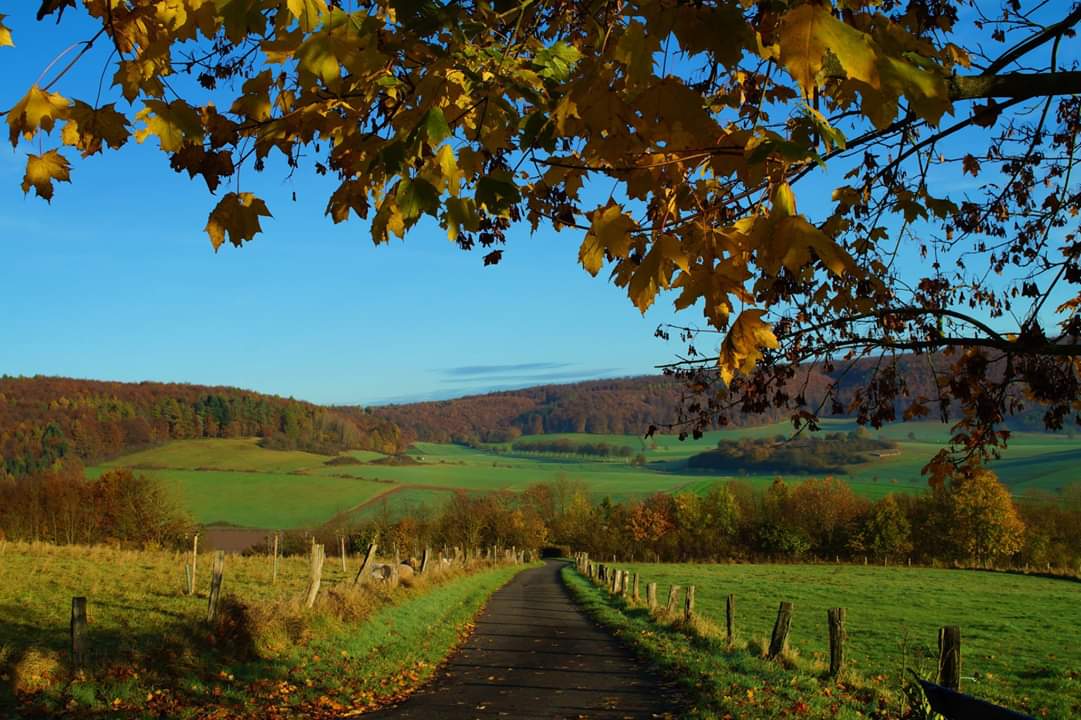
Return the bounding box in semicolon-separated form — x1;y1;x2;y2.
70;596;87;669
918;680;1036;720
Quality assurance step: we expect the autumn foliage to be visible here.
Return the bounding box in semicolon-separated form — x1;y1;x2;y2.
0;461;191;546
347;471;1076;570
2;1;1079;477
0;376;406;480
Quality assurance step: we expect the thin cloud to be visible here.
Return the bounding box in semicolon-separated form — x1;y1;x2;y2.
442;368;621;384
363;368;631;405
441;362;572;377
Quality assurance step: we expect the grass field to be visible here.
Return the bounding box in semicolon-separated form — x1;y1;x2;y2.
0;541;527;718
577;562;1081;718
89;464;394;528
92;421;1081;529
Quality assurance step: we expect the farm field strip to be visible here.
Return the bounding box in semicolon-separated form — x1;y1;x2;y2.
98;437;330;473
87;466;397;529
95;421;1081;529
610;562;1081;717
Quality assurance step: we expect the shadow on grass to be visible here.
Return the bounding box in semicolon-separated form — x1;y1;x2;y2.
0;594;287;719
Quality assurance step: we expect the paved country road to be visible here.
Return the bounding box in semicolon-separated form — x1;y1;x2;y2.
362;560;682;719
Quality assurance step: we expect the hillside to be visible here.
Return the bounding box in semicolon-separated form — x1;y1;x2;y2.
366;375;805;444
0;376;407;478
368;355;1060;445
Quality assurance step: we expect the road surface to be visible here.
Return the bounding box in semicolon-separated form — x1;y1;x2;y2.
362;560;681;719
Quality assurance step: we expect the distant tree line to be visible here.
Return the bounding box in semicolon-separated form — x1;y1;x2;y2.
687;432;898;475
342;472;1080;572
511;438;635;459
369;377;718;444
0;459;191;547
0;376;407;479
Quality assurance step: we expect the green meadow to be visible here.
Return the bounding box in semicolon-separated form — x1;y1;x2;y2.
91;420;1081;529
568;562;1081;718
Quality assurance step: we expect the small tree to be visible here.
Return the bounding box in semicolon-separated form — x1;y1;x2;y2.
851;494;913;562
948;469;1025;566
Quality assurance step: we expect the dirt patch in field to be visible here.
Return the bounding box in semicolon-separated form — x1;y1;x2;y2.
201;527;272;553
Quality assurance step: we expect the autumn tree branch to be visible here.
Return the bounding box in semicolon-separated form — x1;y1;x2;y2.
950;70;1081;100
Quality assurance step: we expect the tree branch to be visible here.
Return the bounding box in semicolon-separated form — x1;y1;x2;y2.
981;4;1081;76
950;70;1081;100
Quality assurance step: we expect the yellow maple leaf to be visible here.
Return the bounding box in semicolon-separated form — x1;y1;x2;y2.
432;144;463;196
21;149;71;202
229;71;274;122
444;197;480;242
204;192;273;250
613;23;659;88
773;215;854;277
61;101;129;157
297;28;341;83
0;13;13;47
877;54;950;125
777;4;878;97
718;309;779;384
135;100;202;152
6;85;68;146
579;203;636;275
552;96;579;135
285;0;328;33
371;194;406;243
771;181;797;217
626;235;689;313
325;180;369;223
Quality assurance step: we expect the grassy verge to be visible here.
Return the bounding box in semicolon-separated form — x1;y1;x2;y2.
0;542;529;718
561;566;885;719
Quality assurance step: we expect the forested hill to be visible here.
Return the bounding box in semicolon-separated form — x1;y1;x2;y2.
368;357;1054;445
0;376;407;479
366;375;806;444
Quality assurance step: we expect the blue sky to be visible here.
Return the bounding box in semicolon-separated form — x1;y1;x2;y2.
0;6;676;405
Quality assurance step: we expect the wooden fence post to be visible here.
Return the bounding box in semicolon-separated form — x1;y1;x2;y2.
684;585;695;621
206;551;225;623
632;573;640;602
390;547;401;589
271;532;279;584
421;547;431;574
768;601;793;659
190;533;199;595
353;543;378;585
726;594;736;645
665;585;681;614
340;535;347;573
828;608;846;676
70;596;87;669
938;626;962;690
646;582;657;610
305;544;325;609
